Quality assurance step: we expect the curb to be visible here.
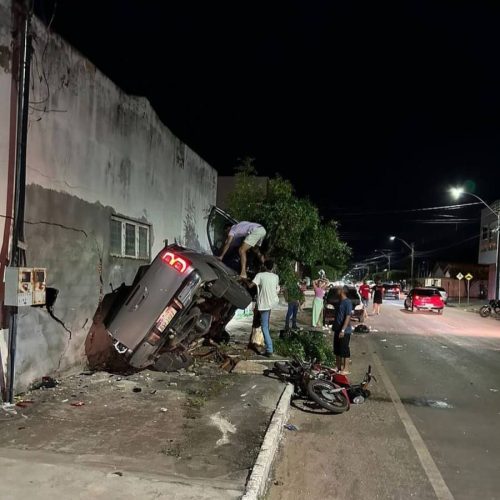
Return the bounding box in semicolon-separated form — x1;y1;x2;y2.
241;383;294;500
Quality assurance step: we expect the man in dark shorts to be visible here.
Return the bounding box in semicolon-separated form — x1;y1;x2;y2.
332;286;353;374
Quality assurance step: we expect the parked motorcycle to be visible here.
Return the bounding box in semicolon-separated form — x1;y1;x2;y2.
265;356;350;414
479;299;500;318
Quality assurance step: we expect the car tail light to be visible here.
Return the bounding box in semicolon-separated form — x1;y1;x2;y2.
415;295;420;300
395;288;400;292
161;251;191;273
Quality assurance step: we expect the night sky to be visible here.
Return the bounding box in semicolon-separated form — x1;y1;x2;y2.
36;0;500;269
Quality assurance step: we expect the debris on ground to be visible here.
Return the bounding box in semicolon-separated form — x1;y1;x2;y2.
490;389;498;393
133;387;142;393
71;401;85;407
30;376;58;390
284;423;299;431
160;407;168;412
354;324;370;334
15;400;34;408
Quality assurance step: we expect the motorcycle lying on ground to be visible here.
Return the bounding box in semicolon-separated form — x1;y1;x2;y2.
313;363;376;403
479;299;500;318
264;356;350;414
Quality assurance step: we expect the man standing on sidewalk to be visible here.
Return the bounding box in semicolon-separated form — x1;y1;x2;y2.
359;280;371;320
332;286;353;374
249;260;280;357
283;277;304;331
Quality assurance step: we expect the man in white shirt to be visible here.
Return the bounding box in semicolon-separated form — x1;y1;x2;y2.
249;260;280;357
218;221;266;278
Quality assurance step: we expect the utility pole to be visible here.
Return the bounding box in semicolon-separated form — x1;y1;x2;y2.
6;0;33;403
390;237;415;288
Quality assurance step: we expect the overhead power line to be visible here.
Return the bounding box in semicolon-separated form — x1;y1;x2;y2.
335;202;482;217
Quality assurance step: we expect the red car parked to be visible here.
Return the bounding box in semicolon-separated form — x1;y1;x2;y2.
404;287;444;314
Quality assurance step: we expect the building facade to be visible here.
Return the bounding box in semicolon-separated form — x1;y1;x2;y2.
0;0;217;392
478;201;500;299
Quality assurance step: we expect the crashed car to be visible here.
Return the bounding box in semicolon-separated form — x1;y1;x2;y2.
323;286;365;324
104;207;257;371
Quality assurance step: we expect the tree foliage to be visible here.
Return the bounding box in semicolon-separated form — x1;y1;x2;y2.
227;159;350;283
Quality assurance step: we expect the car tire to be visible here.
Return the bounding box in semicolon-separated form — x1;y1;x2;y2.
437;309;443;315
211;272;252;310
224;282;252;310
411;303;414;312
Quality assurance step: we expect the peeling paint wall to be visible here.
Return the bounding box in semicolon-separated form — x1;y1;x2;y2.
0;1;218;391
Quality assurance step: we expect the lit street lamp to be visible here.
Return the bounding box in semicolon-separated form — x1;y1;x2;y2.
390;236;415;287
451;187;500;300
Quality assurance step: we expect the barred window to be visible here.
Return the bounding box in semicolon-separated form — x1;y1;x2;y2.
110;216;150;260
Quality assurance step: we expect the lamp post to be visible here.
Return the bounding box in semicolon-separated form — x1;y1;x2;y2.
375;249;392;280
390;236;415;288
451;187;500;300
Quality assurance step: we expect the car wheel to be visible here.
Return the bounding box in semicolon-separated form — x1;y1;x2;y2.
411;303;414;312
223;280;252;310
211;271;252;310
437;309;443;315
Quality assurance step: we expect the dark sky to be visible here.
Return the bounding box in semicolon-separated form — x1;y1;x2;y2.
36;0;500;268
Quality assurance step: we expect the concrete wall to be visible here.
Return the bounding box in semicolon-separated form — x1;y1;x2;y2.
1;1;218;391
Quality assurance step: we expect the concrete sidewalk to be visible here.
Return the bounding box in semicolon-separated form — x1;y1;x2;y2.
0;310;293;500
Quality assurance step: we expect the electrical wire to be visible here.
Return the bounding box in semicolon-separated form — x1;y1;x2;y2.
335;202;482;217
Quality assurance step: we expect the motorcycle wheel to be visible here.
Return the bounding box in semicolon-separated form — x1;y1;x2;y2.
479;306;491;318
307;379;349;414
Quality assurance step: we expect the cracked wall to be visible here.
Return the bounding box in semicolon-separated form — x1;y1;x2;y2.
0;1;218;391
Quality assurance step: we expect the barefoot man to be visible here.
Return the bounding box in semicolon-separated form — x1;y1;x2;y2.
218;221;266;278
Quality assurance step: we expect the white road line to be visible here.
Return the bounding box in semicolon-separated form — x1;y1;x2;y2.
372;352;454;500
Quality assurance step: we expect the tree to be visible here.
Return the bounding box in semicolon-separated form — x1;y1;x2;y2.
227;161;350;283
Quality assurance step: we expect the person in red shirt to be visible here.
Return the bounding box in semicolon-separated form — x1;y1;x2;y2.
359;281;371;320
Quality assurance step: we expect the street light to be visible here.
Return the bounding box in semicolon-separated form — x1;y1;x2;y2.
390;236;415;287
375;249;391;280
450;187;500;300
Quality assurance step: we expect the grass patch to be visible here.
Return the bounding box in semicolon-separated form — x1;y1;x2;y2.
273;330;335;366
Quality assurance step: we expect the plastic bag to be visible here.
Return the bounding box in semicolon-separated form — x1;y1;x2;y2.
250;326;265;347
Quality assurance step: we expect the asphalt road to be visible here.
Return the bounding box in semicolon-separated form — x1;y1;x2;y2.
269;300;500;500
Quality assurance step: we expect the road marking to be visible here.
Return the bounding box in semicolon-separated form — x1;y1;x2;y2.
372;352;455;500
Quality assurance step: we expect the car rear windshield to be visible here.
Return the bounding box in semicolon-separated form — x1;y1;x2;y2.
415;289;439;296
384;284;400;289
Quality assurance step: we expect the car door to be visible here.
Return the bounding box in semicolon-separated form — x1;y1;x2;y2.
206;206;238;256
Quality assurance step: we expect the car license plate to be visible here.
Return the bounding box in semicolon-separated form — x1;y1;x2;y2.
155;305;177;332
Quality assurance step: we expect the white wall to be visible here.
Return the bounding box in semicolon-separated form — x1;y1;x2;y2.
0;3;219;391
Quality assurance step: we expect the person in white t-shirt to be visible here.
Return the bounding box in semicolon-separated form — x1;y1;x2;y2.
248;260;280;357
217;221;266;278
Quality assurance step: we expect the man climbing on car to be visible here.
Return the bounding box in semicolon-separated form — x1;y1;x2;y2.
217;221;266;278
